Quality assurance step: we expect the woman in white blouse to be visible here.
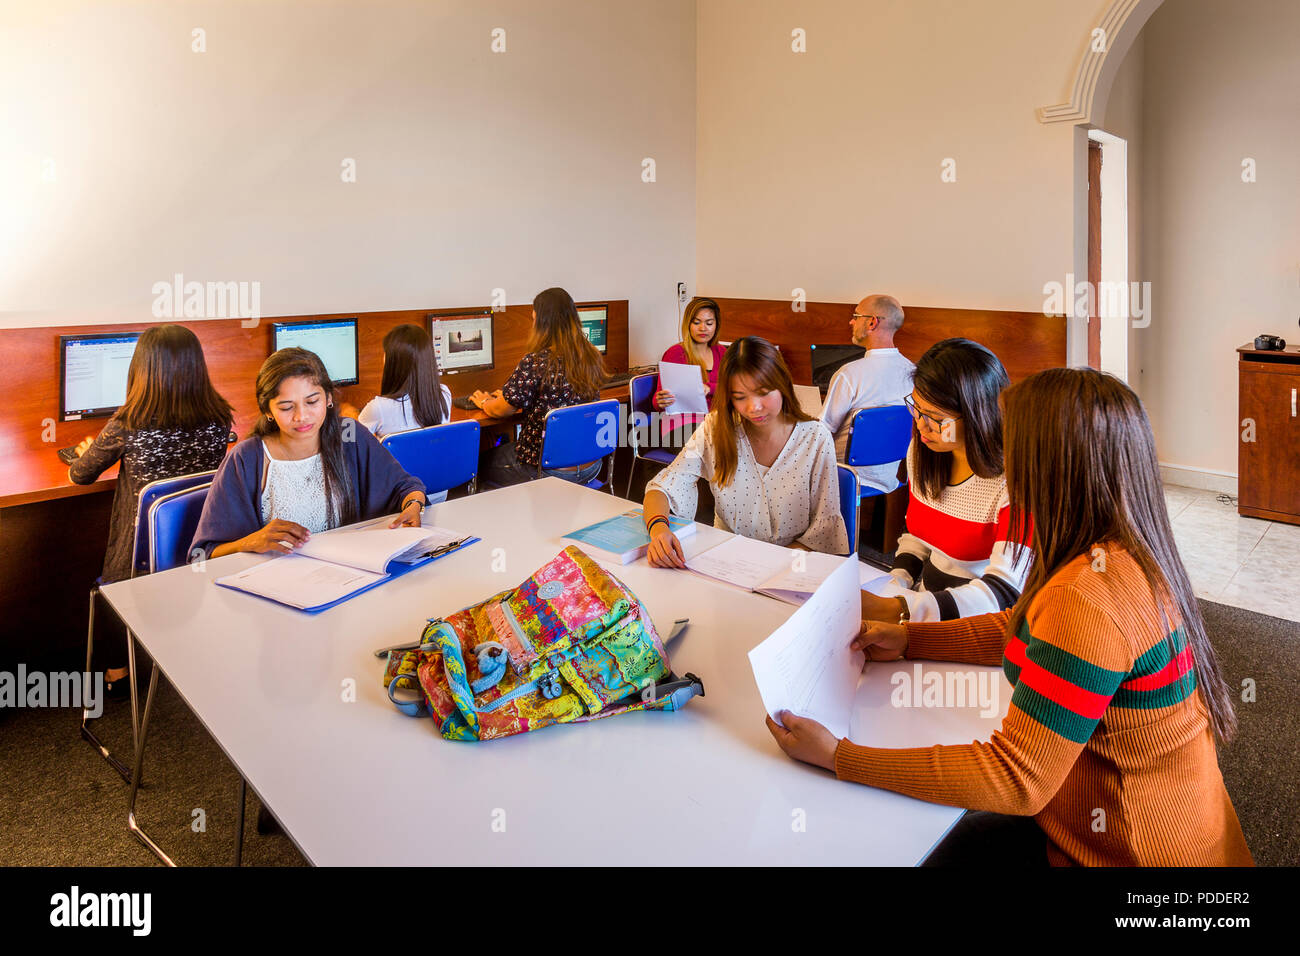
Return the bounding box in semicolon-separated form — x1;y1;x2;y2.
643;336;849;566
353;324;453;503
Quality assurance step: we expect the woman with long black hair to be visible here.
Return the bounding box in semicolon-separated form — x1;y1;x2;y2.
191;347;426;559
859;337;1033;625
357;324;451;435
767;367;1253;866
70;323;234;696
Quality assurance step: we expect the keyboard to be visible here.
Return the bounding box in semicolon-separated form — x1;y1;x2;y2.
452;395;479;410
603;366;657;388
57;446;80;465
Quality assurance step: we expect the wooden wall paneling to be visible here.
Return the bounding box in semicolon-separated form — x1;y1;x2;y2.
711;297;1067;385
0;299;629;504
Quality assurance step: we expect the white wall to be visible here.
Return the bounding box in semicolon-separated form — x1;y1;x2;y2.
1138;0;1300;479
0;0;697;363
696;0;1111;313
1100;31;1145;393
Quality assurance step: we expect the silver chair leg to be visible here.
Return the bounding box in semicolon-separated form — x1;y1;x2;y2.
79;588;134;785
127;661;176;867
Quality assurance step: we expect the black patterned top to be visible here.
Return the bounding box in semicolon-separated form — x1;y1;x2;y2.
501;350;597;468
69;417;231;583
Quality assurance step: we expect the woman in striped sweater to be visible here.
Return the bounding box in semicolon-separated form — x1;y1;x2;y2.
767;367;1252;866
860;339;1033;626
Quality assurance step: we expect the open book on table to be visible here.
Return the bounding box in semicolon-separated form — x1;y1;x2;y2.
563;508;696;565
686;533;898;606
214;519;478;612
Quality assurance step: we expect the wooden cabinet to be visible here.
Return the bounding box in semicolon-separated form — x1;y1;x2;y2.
1238;344;1300;525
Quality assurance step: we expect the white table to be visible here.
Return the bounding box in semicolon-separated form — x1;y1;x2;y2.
102;478;1010;866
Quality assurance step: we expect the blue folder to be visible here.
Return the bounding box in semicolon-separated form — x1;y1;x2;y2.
216;537;480;613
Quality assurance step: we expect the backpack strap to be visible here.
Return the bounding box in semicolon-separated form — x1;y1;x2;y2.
649;672;705;711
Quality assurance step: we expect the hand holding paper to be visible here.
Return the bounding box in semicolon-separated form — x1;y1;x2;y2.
658;361;709;415
747;555;864;739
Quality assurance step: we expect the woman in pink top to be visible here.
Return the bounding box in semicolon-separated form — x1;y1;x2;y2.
655;296;727;445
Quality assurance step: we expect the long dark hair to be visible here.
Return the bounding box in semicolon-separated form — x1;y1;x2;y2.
911;338;1008;500
252;348;357;528
527;287;605;398
1003;368;1236;743
116;324;233;431
711;336;813;487
380;324;444;426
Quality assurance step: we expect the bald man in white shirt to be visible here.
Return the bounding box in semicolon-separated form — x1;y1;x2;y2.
819;294;915;494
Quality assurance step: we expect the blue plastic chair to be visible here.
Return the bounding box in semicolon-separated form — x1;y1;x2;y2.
146;483;213;573
837;465;860;556
125;481;219;866
539;398;621;491
82;470;217;784
845;405;914;501
625;373;678;497
131;471;220;575
381;420;481;498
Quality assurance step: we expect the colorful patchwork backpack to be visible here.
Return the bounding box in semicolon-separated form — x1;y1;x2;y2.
381;545;705;741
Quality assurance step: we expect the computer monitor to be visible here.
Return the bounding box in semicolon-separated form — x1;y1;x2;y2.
428;311;494;374
60;331;141;421
271;319;359;387
577;306;608;354
809;343;866;394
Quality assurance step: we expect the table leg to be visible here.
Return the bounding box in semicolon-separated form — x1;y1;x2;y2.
126;661;176;867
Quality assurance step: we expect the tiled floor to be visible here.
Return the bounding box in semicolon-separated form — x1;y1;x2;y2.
1166;483;1300;625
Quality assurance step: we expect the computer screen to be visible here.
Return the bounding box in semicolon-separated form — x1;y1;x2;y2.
429;311;494;374
272;320;360;386
60;332;141;421
578;306;608;354
809;343;867;394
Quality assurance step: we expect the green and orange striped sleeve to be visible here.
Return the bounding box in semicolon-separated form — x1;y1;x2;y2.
836;583;1133;814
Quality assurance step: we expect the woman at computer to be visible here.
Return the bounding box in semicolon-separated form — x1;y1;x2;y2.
469;287;607;487
642;336;848;563
68;324;234;698
352;324;454;503
764;367;1253;866
859;338;1033;625
190;347;427;560
652;297;726;445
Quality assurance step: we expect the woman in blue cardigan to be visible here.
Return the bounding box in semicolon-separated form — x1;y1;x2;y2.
191;348;426;560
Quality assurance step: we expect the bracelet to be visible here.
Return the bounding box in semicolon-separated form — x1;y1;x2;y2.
646;515;669;534
894;595;911;624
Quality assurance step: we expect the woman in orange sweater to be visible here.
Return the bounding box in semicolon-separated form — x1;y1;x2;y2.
767;367;1253;866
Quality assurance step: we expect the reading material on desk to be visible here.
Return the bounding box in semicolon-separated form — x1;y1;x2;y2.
748;554;864;739
563;508;696;564
215;523;477;612
686;534;894;605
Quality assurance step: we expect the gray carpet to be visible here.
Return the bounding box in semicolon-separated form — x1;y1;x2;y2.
0;598;1295;866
